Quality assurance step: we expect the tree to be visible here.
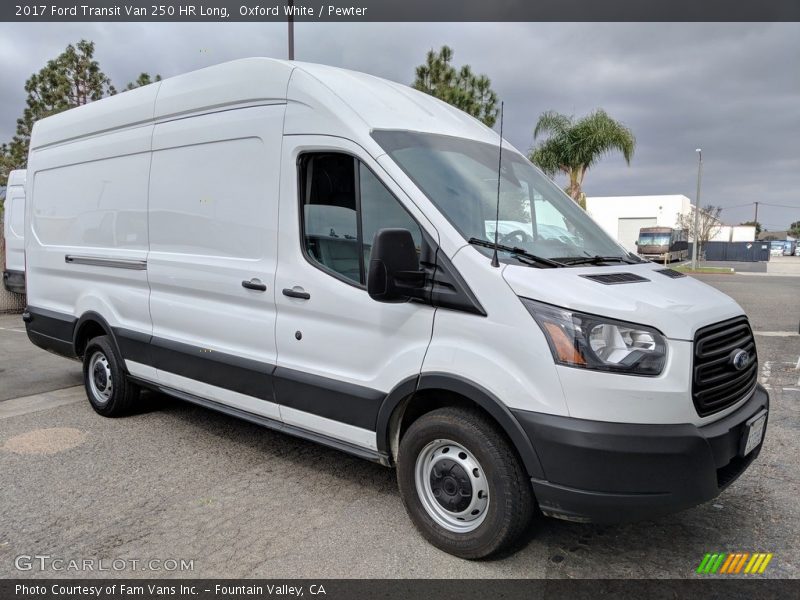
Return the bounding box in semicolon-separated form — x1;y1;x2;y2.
0;41;161;185
529;110;635;207
1;40;115;183
677;205;724;256
125;72;162;91
413;46;498;127
789;221;800;237
739;220;762;236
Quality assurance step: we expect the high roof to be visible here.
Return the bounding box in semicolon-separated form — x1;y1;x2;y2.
30;58;500;152
7;169;26;187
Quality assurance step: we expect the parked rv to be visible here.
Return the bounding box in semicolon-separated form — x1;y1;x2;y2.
23;59;768;559
3;169;26;294
636;227;689;262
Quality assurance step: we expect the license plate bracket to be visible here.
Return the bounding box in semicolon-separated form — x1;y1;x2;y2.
741;410;767;457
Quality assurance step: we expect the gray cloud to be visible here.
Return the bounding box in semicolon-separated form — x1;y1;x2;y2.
1;22;797;229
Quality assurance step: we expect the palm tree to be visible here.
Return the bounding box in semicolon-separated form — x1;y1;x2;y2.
529;110;635;207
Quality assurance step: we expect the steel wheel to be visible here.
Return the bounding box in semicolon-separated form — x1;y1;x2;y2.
414;438;489;533
87;350;113;405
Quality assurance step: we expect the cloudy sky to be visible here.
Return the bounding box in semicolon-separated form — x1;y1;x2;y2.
1;22;798;230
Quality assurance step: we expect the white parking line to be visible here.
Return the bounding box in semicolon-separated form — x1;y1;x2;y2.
0;326;26;333
0;387;84;419
761;361;772;390
753;331;800;337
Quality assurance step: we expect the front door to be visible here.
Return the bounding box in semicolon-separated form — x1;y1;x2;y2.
274;136;437;451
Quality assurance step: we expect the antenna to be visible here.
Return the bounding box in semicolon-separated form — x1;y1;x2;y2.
491;101;505;268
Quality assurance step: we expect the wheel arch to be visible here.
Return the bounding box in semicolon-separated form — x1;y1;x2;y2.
73;311;123;361
376;372;545;479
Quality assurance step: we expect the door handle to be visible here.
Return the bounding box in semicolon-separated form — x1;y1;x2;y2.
282;287;311;300
242;279;267;291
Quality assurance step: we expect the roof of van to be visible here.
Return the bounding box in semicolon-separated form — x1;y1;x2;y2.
7;169;26;186
29;58;498;151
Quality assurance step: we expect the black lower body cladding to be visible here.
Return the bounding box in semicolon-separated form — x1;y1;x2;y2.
513;384;769;523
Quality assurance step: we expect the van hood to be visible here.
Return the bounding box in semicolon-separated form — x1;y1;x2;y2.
502;263;744;340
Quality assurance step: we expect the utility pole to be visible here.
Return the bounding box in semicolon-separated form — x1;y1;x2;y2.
691;148;703;270
287;0;295;60
754;201;759;228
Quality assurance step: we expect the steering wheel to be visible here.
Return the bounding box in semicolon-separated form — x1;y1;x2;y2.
498;229;534;245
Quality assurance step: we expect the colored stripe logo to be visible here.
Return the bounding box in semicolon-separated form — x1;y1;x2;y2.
696;552;773;574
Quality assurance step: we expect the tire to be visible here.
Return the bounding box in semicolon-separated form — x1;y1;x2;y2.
82;335;139;417
396;407;534;559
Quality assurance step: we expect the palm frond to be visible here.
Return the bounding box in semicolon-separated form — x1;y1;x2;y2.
533;111;572;140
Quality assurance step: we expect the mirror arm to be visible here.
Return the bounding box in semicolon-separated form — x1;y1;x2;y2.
393;270;426;289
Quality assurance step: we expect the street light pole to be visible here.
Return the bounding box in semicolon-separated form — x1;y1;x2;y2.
691;148;703;270
287;0;295;60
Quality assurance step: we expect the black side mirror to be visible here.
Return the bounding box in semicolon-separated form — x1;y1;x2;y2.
367;228;426;303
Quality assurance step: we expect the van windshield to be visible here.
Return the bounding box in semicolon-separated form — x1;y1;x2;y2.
371;130;633;264
639;233;672;246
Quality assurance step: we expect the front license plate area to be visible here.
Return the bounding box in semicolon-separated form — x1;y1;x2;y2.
741;410;767;457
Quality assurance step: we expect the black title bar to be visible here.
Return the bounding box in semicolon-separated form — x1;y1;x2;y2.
3;579;799;600
3;0;800;22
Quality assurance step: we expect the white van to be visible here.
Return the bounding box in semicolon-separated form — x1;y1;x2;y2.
23;59;768;558
3;169;26;294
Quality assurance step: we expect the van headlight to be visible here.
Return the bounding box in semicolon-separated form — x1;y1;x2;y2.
520;298;667;376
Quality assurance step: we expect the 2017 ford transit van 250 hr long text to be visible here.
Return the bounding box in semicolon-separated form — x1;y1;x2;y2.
23;59;769;559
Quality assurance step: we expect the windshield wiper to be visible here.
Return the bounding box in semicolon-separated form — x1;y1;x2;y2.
557;255;639;266
467;238;565;268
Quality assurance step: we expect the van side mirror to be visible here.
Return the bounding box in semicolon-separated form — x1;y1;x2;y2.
367;228;426;303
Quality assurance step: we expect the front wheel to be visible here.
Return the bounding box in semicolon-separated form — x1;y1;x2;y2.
397;407;534;559
82;335;139;417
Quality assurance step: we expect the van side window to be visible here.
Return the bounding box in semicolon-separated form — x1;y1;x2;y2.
299;153;421;286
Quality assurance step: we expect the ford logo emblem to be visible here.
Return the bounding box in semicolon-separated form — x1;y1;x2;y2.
731;349;750;371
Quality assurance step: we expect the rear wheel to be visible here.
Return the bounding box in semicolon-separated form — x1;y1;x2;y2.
397;407;534;559
82;335;139;417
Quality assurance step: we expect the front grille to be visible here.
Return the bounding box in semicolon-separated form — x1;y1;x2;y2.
693;317;758;417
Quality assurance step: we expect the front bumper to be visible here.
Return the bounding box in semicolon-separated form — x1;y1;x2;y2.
512;384;769;523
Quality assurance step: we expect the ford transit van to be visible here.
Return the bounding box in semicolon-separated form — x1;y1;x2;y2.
3;169;26;294
23;59;768;558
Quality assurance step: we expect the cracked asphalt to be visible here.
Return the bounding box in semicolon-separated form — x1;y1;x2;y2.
0;274;798;579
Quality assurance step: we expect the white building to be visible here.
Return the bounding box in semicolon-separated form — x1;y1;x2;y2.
711;225;757;242
585;195;692;253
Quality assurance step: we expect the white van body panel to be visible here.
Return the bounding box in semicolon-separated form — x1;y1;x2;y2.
148;105;283;362
30;85;158;151
502;261;744;341
284;62;496;144
26;123;152;333
153;57;293;121
4;169;26;274
421;245;570;417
